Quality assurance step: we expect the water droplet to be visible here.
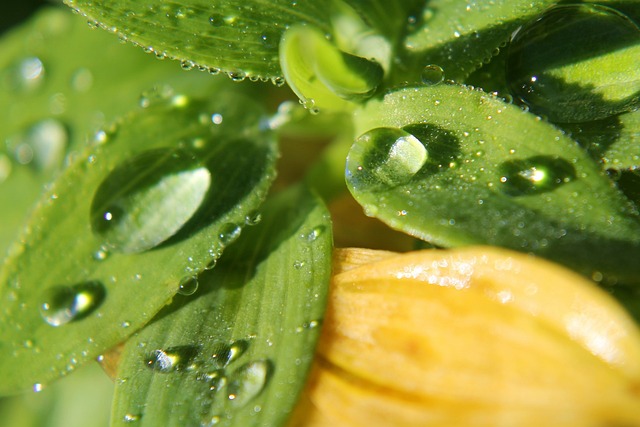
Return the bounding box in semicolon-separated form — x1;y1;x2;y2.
346;127;428;190
211;340;249;368
178;276;199;296
139;84;174;108
244;210;262;226
90;148;211;253
209;14;225;27
421;64;444;85
92;246;110;261
33;383;44;393
3;57;45;92
499;156;577;196
7;119;69;171
218;223;241;247
293;260;305;270
227;360;271;407
123;413;141;423
39;281;106;327
181;60;195;70
302;225;325;242
145;345;200;373
506;4;640;122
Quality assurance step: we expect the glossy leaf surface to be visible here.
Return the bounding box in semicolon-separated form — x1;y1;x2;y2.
111;185;332;427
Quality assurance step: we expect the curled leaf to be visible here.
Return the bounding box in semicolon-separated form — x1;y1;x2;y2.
291;247;640;427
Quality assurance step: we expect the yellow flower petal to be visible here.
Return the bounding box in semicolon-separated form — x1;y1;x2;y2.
292;247;640;427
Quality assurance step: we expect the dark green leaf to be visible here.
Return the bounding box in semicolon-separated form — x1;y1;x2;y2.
63;0;333;82
111;185;332;427
348;85;640;283
0;91;278;395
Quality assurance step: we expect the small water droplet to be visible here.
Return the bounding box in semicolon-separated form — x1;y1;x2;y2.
93;246;110;261
302;225;325;242
7;119;69;171
3;57;45;92
123;413;141;423
293;260;305;270
244;210;262;226
145;345;200;373
178;276;199;296
506;4;640;122
211;340;249;368
33;383;44;393
39;281;106;327
421;64;444;85
209;14;225;27
90;148;211;253
181;60;195;70
139;84;174;108
218;223;241;246
499;156;577;196
227;360;271;407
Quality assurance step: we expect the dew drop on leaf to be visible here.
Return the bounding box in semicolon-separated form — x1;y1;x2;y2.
144;345;200;373
226;360;271;407
218;223;241;247
346;127;428;191
177;276;199;296
39;281;106;327
90;148;211;253
421;64;444;85
211;340;249;368
498;156;577;196
506;4;640;122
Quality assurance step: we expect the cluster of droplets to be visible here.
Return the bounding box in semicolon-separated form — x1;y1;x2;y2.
122;339;271;424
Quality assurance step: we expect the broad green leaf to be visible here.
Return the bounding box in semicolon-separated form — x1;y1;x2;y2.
111;185;332;427
505;3;640;123
0;363;113;427
63;0;332;82
401;0;555;82
0;91;278;395
349;85;640;283
0;7;220;257
400;0;638;83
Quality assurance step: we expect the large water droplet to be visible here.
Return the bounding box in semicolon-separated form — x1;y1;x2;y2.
227;360;271;407
90;148;211;253
499;156;577;196
145;345;200;373
506;4;640;122
218;223;241;247
3;57;45;92
346;127;428;191
39;281;106;327
6;119;68;171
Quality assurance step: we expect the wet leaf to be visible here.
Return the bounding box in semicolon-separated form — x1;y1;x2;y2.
291;247;640;427
63;0;333;83
348;85;640;284
400;0;640;83
0;91;277;395
110;185;332;427
0;7;221;257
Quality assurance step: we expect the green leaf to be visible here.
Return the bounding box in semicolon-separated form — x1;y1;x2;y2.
279;24;383;113
398;0;640;84
0;91;278;395
0;7;220;257
348;85;640;283
111;185;332;427
63;0;333;82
